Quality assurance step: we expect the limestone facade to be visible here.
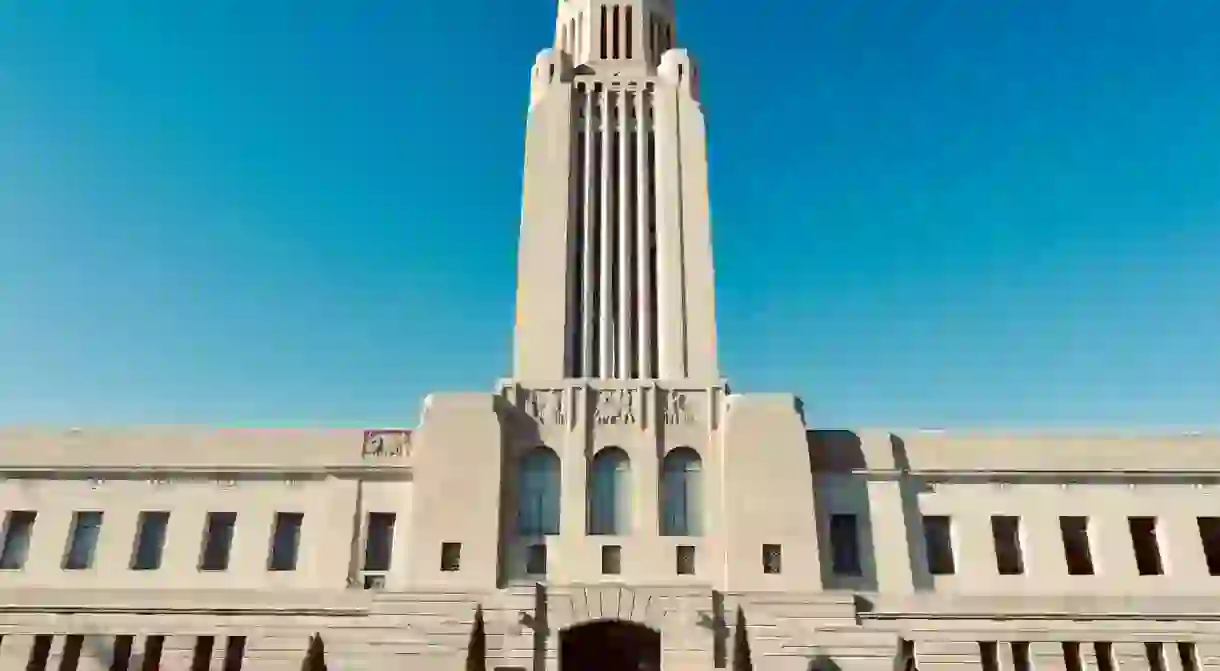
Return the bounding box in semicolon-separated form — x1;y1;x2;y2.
2;1;1215;670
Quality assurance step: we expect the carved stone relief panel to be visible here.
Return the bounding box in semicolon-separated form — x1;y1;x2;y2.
594;388;638;426
664;390;699;426
523;388;567;427
362;429;412;460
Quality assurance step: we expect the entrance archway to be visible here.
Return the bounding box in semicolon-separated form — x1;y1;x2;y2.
560;620;660;671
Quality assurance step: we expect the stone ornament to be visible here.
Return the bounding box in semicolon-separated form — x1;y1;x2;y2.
362;430;412;459
665;391;696;425
595;389;637;426
525;389;567;426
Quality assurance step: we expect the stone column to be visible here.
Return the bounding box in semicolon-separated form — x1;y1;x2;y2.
0;634;38;671
1114;642;1153;671
1029;642;1066;671
916;640;986;671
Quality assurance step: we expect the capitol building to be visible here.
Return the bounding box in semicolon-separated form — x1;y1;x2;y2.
2;2;1218;671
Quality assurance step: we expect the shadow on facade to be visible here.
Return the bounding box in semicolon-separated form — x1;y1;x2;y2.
807;430;933;592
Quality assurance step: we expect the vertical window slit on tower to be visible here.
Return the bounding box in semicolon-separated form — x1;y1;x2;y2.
590;85;604;376
624;91;638;378
608;90;621;376
612;6;621;59
646;115;659;378
570;88;587;377
625;6;633;59
600;6;608;59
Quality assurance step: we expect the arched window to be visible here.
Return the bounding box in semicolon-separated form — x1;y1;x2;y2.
661;447;702;536
519;447;561;536
588;447;631;535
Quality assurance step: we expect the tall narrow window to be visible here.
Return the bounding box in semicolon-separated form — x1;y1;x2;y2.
1198;517;1220;575
1011;643;1031;671
0;511;36;570
142;635;166;671
625;6;633;59
268;512;303;571
1146;643;1166;671
111;635;135;671
978;642;999;671
28;635;51;671
519;447;561;536
64;511;104;570
364;512;396;571
1179;643;1198;671
599;5;608;59
611;5;621;59
191;637;214;671
1129;517;1164;575
131;511;170;571
991;515;1024;575
199;512;237;572
922;516;955;575
1060;516;1095;575
661;448;702;536
829;513;862;576
1063;642;1083;671
61;636;84;671
1094;643;1115;671
588;447;631;535
223;636;246;671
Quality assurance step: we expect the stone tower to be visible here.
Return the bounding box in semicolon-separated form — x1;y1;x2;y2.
513;0;718;383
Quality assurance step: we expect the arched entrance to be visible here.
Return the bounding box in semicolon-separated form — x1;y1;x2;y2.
560;620;661;671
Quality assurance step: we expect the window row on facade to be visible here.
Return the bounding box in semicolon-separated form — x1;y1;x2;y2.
825;513;1220;578
4;633;246;671
906;640;1200;671
0;509;397;576
518;446;701;537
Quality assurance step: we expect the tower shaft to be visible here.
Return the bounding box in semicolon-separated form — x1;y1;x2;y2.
513;1;717;383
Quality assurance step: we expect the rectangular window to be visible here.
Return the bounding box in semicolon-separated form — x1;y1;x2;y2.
1146;643;1166;671
223;636;246;671
267;512;303;571
762;544;782;574
1129;517;1164;575
829;513;862;576
112;635;134;671
1198;518;1220;575
64;511;104;570
0;511;37;570
1011;642;1031;671
142;636;165;671
601;545;622;575
676;545;695;575
27;635;52;671
923;516;956;575
978;642;999;671
61;636;84;671
441;542;461;571
199;512;237;572
191;637;214;671
1063;642;1083;671
1095;643;1115;671
526;543;547;575
991;515;1025;575
1060;516;1095;575
131;511;170;571
1178;643;1198;671
363;512;396;572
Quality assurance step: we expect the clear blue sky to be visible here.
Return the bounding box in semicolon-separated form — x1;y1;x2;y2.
1;1;1218;428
